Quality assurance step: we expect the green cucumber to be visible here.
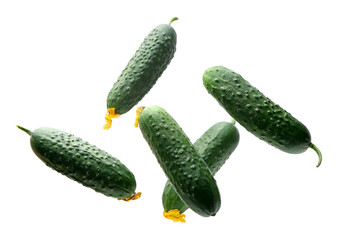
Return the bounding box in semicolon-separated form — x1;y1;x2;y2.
17;126;139;200
137;106;221;217
162;121;239;222
104;17;178;129
203;66;322;167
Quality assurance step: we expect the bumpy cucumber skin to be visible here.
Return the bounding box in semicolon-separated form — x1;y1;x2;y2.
162;122;239;213
30;127;136;199
139;106;221;217
203;66;312;154
106;24;177;115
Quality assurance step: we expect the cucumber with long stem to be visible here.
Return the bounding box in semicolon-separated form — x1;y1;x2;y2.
203;66;322;167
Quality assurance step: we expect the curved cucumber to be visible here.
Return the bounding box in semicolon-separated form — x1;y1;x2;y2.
137;106;221;217
104;17;178;129
203;66;322;167
162;121;239;222
17;126;139;200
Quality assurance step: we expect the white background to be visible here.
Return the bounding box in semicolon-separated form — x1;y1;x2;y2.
1;0;340;239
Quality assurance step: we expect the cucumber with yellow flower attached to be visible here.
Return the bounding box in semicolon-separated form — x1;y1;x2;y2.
104;17;178;129
17;125;140;201
135;105;221;217
162;120;239;222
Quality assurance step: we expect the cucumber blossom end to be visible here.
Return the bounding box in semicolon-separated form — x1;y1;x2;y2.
117;192;142;202
103;108;120;130
163;209;186;223
134;106;145;128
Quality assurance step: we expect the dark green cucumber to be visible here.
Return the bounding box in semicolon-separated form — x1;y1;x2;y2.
138;106;221;217
162;121;239;216
106;17;178;116
203;66;322;167
17;126;137;199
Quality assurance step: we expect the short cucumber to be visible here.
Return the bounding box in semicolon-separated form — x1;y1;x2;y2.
137;106;221;217
104;17;178;129
17;126;139;200
162;121;239;222
203;66;322;167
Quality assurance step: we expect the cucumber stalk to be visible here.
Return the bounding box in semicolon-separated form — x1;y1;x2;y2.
17;125;32;135
310;143;322;168
169;17;179;25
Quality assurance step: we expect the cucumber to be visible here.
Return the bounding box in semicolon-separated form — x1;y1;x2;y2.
17;126;139;200
136;106;221;217
203;66;322;167
104;17;178;129
162;121;239;222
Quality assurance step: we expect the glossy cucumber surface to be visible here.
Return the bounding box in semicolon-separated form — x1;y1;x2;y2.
138;106;221;217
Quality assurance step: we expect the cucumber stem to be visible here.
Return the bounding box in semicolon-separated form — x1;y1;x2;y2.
310;143;322;168
231;118;236;125
169;17;179;25
17;125;32;136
